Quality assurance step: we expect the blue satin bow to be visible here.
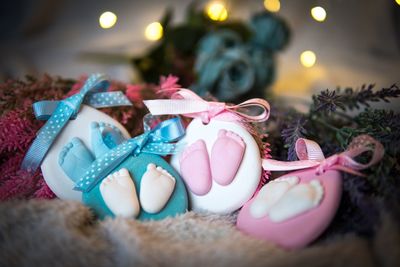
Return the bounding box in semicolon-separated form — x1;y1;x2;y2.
21;73;132;172
74;116;185;193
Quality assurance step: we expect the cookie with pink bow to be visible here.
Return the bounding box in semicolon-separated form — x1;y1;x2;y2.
144;89;270;214
236;135;384;249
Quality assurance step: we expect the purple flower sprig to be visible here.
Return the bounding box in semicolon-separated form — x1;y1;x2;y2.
312;84;400;113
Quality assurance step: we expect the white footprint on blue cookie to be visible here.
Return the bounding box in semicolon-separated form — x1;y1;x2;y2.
100;168;140;218
139;163;176;214
268;179;324;222
250;176;299;219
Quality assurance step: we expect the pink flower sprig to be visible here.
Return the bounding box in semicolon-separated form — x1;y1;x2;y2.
0;108;42;154
158;75;181;96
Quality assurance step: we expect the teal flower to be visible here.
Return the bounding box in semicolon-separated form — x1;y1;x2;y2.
193;47;255;101
195;30;242;74
246;46;275;93
249;11;290;52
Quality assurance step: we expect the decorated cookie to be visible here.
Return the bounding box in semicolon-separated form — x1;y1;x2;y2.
21;74;132;200
237;169;341;249
67;116;188;220
171;117;261;214
236;135;384;249
83;153;187;220
144;89;270;214
41;107;131;201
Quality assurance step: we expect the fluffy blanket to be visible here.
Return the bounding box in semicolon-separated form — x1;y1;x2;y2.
0;200;399;267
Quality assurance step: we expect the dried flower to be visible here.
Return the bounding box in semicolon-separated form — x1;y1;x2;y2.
281;117;308;160
312;84;400;112
313;89;345;112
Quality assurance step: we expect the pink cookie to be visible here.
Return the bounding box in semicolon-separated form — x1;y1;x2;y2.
236;168;342;249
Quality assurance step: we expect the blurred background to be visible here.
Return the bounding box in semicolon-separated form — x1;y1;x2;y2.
0;0;399;108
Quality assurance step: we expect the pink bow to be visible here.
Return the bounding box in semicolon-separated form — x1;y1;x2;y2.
143;89;270;124
262;135;384;176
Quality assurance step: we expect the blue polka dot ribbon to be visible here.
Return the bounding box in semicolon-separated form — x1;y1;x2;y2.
73;116;185;193
21;73;132;172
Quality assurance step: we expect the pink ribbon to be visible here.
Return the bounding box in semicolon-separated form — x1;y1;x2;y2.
262;135;384;176
143;89;270;124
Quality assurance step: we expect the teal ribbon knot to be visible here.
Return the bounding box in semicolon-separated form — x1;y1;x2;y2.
74;116;185;193
21;73;132;172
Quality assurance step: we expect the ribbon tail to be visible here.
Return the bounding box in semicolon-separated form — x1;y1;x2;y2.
143;99;210;115
86;91;132;108
21;102;74;172
262;158;321;171
142;143;181;156
329;165;366;177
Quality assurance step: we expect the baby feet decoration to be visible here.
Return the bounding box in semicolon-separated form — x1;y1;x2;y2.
62;115;188;220
178;129;247;195
100;168;140;218
139;163;176;214
179;140;212;195
237;135;384;249
250;176;300;219
144;89;270;214
21;74;132;200
210;129;246;186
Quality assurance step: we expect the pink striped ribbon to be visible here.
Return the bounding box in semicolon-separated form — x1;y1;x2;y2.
262;135;384;176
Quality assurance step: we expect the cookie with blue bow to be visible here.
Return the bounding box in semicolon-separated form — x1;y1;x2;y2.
21;74;133;201
62;115;188;220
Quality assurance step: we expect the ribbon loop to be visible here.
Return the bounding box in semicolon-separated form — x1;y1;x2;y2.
74;116;185;192
262;135;384;177
295;138;325;161
21;73;132;172
144;88;270;124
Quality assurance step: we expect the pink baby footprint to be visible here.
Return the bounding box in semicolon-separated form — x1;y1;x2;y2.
211;130;246;186
179;140;212;196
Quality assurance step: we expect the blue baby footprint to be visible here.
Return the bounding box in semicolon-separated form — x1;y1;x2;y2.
59;137;95;182
91;121;125;158
101;122;126;149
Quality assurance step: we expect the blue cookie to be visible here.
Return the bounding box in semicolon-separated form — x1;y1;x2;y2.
82;153;188;220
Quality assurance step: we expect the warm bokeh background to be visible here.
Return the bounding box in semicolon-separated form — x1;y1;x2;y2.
1;0;399;108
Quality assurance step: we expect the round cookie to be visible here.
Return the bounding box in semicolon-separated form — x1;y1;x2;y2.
40;105;131;201
83;153;189;220
236;168;342;249
170;118;261;214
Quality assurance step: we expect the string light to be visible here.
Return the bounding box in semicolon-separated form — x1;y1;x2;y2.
264;0;281;13
206;2;228;21
145;22;163;41
311;6;327;22
99;11;117;29
300;50;316;68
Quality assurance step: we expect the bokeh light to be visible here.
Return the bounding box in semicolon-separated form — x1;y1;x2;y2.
311;6;327;22
396;0;400;5
264;0;281;13
99;11;117;29
300;50;316;68
145;22;163;41
206;2;228;21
